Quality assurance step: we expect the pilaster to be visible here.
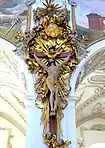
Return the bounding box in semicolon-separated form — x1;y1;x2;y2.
61;94;77;148
26;95;47;148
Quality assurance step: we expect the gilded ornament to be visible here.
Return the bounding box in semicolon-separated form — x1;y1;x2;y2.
25;0;78;139
44;133;71;148
45;24;62;37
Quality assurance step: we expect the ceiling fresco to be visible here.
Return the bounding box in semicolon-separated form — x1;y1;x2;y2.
0;0;105;44
0;0;27;41
76;0;105;27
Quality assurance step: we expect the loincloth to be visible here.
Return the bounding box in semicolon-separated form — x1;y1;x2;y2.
48;79;57;88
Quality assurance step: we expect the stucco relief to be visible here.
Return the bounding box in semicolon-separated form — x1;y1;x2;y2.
76;48;105;88
0;39;27;148
91;124;105;131
92;102;105;114
96;66;105;73
88;75;105;84
76;85;105;125
0;48;27;108
76;86;104;112
77;137;84;148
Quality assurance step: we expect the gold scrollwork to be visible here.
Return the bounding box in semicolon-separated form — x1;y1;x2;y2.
44;132;71;148
25;0;78;136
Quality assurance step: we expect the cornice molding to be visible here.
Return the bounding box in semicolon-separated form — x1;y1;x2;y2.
76;113;105;127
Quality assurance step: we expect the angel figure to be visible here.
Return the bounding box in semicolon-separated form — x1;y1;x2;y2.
34;53;71;116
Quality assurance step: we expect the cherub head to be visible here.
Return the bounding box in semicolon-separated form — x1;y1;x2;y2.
57;138;64;146
46;132;52;140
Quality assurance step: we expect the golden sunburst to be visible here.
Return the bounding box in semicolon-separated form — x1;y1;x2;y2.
33;0;62;21
42;0;61;12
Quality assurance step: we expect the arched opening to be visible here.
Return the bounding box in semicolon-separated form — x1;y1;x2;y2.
74;38;105;147
0;37;27;148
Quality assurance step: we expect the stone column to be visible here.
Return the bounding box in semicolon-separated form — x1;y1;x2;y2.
61;94;77;148
23;64;47;148
26;95;47;148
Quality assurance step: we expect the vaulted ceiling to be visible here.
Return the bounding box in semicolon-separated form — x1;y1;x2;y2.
0;38;27;147
75;38;105;127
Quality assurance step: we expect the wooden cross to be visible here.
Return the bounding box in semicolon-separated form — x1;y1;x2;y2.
35;51;72;58
34;51;72;141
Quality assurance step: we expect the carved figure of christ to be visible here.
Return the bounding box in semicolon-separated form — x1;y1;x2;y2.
34;53;71;116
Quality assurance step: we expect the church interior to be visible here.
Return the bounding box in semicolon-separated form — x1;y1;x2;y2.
0;0;105;148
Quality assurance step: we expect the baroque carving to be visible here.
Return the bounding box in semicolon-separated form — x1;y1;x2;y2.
44;132;71;148
88;74;105;84
0;48;26;110
25;0;79;136
77;137;84;148
11;0;90;145
13;31;25;60
76;48;105;87
76;86;105;112
21;72;28;92
97;66;105;73
91;124;105;131
76;35;89;61
92;102;105;114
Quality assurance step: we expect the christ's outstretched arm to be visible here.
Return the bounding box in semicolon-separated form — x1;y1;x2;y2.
58;52;72;67
34;53;48;71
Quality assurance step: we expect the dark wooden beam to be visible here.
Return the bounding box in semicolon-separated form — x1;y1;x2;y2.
35;52;72;58
49;115;57;148
49;115;57;135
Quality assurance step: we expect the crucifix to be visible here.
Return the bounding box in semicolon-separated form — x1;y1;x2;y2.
33;51;73;135
25;0;78;148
